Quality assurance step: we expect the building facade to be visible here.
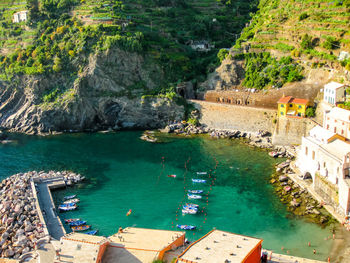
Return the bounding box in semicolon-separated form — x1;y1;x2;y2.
12;11;28;23
277;96;310;117
323;81;347;105
324;107;350;138
297;126;350;216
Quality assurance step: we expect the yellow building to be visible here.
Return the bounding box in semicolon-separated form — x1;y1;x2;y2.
278;96;310;118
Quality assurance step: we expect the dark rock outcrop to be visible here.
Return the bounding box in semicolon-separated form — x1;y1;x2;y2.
0;48;184;134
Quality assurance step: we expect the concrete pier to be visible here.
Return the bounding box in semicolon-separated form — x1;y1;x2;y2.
32;176;69;240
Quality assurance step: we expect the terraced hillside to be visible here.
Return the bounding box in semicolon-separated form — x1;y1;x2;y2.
237;0;350;70
0;1;36;55
0;0;258;84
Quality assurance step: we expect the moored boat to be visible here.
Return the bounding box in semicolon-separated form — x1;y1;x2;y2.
192;179;206;183
167;174;176;178
188;190;203;194
176;224;196;230
86;230;99;235
64;195;77;200
64;218;81;224
63;198;80;204
185;203;199;208
59;204;77;212
196;172;207;175
71;225;91;232
59;203;76;207
182;208;197;214
69;220;86;227
187;194;202;199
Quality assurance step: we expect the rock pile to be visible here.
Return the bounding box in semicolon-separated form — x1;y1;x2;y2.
270;163;332;225
0;171;83;259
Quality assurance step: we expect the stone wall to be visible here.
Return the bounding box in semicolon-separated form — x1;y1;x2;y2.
272;117;317;145
314;173;339;208
191;100;277;133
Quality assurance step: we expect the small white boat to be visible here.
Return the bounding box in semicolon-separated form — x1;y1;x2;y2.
64;195;77;200
182;208;197;214
188;194;202;199
63;198;80;204
192;179;206;183
197;172;207;175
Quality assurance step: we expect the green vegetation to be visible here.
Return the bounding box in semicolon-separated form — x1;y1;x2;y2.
0;0;258;95
305;107;316;117
217;48;229;62
235;0;350;70
238;52;303;90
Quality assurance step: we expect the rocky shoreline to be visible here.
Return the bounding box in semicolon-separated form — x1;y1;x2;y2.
0;171;83;260
159;121;295;158
271;160;335;226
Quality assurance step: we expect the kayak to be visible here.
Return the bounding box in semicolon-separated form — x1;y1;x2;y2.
64;218;81;224
63;198;80;204
86;230;98;235
197;172;207;175
71;225;91;232
192;179;206;183
188;190;203;194
64;195;77;200
188;194;202;199
167;174;176;178
176;224;196;230
69;220;86;227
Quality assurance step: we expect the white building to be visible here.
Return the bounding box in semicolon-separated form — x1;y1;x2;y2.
297;126;350;216
13;11;28;23
324;107;350;139
323;81;347;105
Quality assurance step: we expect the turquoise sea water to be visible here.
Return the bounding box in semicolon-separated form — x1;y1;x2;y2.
0;131;334;260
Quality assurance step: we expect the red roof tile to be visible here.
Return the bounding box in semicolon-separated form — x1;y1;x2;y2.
277;96;293;104
277;96;309;105
291;98;309;105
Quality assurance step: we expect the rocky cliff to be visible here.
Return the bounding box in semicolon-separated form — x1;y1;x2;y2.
0;49;184;134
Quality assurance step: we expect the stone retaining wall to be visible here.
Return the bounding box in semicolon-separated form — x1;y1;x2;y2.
191;100;277;133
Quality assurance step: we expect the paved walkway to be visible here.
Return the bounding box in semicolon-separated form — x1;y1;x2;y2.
37;182;66;240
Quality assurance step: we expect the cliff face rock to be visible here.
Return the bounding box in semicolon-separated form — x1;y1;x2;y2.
200;58;245;91
0;49;184;134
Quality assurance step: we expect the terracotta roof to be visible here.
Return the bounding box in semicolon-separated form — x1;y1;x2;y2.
277;96;309;105
291;98;309;105
277;96;293;104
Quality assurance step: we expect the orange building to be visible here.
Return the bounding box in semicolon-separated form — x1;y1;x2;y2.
176;230;262;263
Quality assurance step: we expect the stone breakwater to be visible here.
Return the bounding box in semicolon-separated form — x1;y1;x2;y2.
0;171;82;260
160;122;295;158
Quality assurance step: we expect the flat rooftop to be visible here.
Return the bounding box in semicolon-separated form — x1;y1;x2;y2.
103;227;185;263
58;233;109;263
177;230;262;263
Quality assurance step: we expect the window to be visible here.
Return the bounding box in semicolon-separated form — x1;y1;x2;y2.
326;124;329;129
334;127;337;133
280;112;284;116
298;105;302;109
305;147;308;156
281;104;284;108
323;162;326;168
312;151;315;160
290;104;293;107
342;130;344;135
